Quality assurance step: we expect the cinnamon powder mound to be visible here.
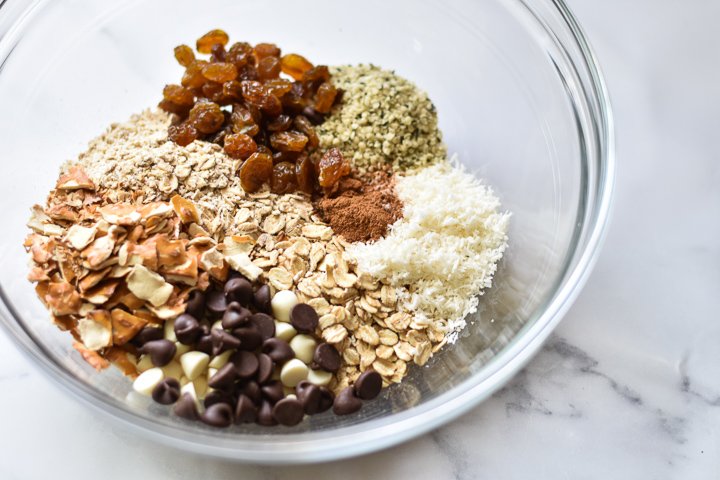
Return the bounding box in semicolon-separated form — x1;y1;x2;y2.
316;170;403;243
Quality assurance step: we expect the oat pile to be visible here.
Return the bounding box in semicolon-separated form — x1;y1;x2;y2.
317;65;447;172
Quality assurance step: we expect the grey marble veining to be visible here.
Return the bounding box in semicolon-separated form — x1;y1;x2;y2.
1;0;719;478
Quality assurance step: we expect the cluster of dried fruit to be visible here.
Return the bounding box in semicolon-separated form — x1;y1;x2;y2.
24;166;268;374
160;29;349;195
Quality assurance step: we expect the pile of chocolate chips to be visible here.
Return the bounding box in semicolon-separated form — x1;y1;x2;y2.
130;269;382;428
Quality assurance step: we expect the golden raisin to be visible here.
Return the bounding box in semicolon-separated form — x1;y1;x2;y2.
174;45;195;67
201;82;225;103
270;131;308;152
201;62;238;83
302;65;330;85
168;123;197;147
222;81;243;102
260;94;282;117
313;82;337;114
188;102;225;134
318;148;350;188
254;43;281;60
266;114;292;132
257;56;281;81
196;29;229;54
293;115;319;149
226;42;253;68
280;54;314;81
158;99;190;117
224;133;257;159
270;162;298;194
296;154;315;193
239;152;273;193
163;84;194;106
181;61;208;89
240;80;264;105
230;106;259;136
264;78;293;97
210;43;226;62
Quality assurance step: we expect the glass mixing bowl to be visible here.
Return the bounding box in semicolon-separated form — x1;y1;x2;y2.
0;0;613;463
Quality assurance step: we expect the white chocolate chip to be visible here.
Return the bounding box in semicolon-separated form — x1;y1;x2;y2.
289;334;316;364
193;375;208;399
180;376;190;387
307;369;332;386
161;360;183;379
174;342;192;360
274;321;297;342
283;387;295;397
211;319;224;331
132;367;164;396
286;393;297;400
136;354;154;373
76;318;112;351
280;358;308;387
180;351;210;381
272;290;298;322
126;264;174;307
208;367;218;379
208;350;233;369
164;318;177;342
181;381;203;410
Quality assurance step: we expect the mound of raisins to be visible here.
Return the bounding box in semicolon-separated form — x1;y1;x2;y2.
160;29;348;195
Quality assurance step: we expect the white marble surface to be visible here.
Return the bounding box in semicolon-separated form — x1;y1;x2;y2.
1;0;719;478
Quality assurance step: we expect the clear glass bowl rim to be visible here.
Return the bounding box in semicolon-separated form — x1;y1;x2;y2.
0;0;615;464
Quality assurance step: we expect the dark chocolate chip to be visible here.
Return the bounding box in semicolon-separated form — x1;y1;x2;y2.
257;399;278;426
152;378;180;405
211;329;241;356
260;380;285;404
221;302;250;329
249;313;275;340
261;338;294;363
186;290;206;319
174;393;199;420
272;397;305;426
224;277;253;305
232;326;263;351
253;284;272;313
296;380;322;415
256;353;273;384
289;303;319;333
201;402;233;428
195;333;213;355
141;339;176;367
313;343;341;373
333;386;362;415
317;386;335;413
130;326;163;347
205;290;228;316
204;389;234;409
354;370;382;400
208;362;239;390
230;350;259;379
174;313;202;345
239;380;262;404
235;394;258;423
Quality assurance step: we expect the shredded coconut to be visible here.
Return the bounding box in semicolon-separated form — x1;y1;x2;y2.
346;160;510;340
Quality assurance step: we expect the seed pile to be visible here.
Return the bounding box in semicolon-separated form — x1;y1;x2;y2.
317;64;446;172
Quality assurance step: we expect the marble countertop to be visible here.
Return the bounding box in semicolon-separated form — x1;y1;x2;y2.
1;0;719;478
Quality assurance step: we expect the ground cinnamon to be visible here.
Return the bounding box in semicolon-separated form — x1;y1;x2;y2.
315;170;403;243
